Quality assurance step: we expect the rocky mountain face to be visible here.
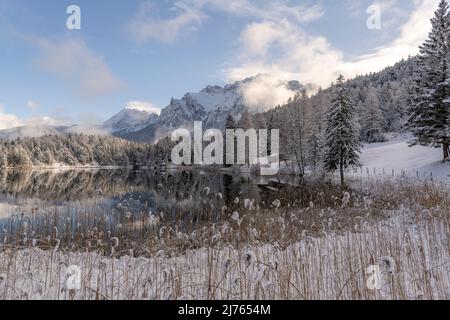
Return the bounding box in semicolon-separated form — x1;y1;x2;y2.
102;108;159;135
120;76;305;142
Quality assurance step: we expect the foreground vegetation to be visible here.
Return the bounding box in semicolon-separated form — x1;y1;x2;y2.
0;177;448;300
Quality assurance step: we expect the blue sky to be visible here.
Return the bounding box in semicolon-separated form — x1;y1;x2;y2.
0;0;440;129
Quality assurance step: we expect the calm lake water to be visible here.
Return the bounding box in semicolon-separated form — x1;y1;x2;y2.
1;169;331;250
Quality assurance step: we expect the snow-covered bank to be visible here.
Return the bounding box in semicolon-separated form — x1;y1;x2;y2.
5;164;126;171
360;137;449;181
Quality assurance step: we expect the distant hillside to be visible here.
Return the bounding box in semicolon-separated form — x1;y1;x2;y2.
0;125;68;140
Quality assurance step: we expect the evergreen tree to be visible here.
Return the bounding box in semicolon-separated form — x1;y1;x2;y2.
306;120;323;172
43;149;54;165
287;94;307;176
306;98;325;172
225;114;236;130
324;75;361;185
407;0;450;161
0;145;7;170
9;145;32;168
362;87;386;143
224;114;237;166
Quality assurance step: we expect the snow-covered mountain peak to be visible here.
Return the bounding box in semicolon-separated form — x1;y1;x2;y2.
103;108;158;134
200;85;225;94
157;76;304;129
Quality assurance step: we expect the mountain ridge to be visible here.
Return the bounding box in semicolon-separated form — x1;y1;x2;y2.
0;60;415;142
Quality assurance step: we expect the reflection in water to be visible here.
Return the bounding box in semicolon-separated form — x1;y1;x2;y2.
0;169;340;253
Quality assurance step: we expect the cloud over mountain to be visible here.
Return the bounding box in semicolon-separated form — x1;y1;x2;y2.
226;0;437;89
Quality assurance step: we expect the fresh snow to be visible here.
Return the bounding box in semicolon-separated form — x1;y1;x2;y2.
103;108;157;134
188;87;242;113
157;76;304;130
360;136;449;180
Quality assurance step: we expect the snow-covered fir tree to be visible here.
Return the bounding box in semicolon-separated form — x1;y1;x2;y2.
306;119;323;172
0;145;7;170
407;0;450;161
306;96;325;172
8;144;32;168
362;87;386;143
287;97;306;176
225;114;236;131
224;114;237;166
324;75;361;185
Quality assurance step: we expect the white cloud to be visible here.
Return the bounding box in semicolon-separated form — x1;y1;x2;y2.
125;1;327;107
127;0;429;94
0;103;21;129
239;74;300;111
225;0;438;93
340;0;437;77
32;37;125;97
196;0;324;24
0;103;23;130
226;20;343;88
347;0;363;15
26;100;39;110
0;102;74;131
347;0;408;29
127;0;323;44
126;100;161;114
0;114;22;130
24;116;68;127
127;1;206;44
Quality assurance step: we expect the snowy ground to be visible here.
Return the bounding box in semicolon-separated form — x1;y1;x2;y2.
359;135;449;182
236;134;449;182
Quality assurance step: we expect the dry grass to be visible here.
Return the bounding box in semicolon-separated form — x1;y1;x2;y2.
0;209;448;300
0;179;449;300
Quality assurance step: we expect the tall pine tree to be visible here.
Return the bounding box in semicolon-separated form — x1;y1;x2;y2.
324;75;361;185
0;145;7;170
407;0;450;161
363;87;385;143
224;114;237;167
